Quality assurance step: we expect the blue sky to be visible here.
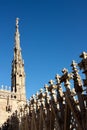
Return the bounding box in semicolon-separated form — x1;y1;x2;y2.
0;0;87;99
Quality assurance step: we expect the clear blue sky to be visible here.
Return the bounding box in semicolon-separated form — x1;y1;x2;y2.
0;0;87;99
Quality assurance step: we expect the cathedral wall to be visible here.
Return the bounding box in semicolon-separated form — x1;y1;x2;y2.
0;90;18;126
0;97;10;126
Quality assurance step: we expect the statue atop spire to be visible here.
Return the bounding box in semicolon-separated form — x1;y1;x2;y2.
16;18;19;29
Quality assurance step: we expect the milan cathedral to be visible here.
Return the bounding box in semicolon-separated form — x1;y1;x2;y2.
0;19;87;130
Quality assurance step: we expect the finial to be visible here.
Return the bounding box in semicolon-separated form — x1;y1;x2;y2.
44;84;48;89
62;68;68;74
71;60;77;67
39;88;43;93
16;18;19;28
49;80;54;85
55;74;61;84
80;52;87;59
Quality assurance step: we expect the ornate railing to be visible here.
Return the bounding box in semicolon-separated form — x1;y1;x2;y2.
1;52;87;130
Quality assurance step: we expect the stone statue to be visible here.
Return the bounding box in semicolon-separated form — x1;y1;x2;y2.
16;18;19;28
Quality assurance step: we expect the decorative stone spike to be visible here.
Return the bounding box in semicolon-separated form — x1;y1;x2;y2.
32;94;35;99
78;52;87;87
62;68;68;74
72;59;85;124
36;91;39;96
44;84;49;92
71;60;77;68
58;87;64;97
55;74;61;84
49;80;54;85
51;89;57;102
80;52;87;59
30;97;32;101
71;60;83;93
39;88;43;93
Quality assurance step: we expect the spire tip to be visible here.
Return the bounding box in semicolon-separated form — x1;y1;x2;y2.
16;18;19;28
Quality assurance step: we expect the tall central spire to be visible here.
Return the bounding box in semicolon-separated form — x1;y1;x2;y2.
11;18;26;101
